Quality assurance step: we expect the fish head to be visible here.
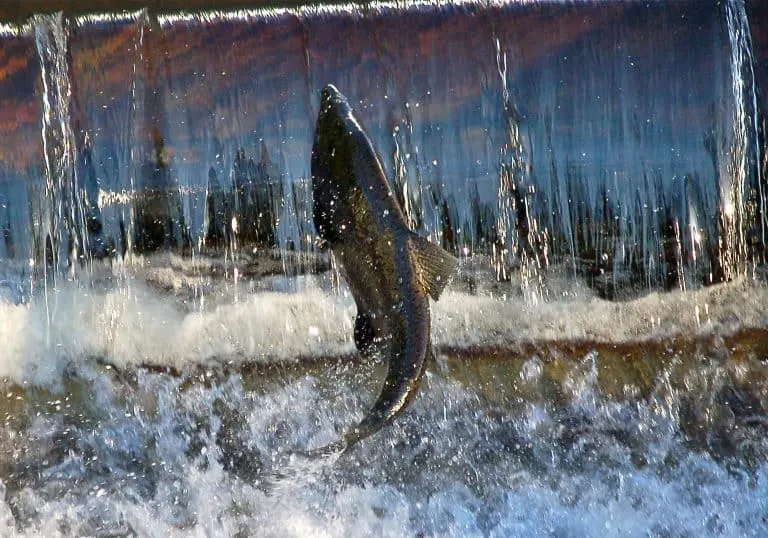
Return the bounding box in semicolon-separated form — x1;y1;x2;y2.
313;84;357;174
319;84;350;114
311;85;361;243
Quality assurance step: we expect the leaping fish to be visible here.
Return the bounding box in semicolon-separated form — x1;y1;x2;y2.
311;84;458;452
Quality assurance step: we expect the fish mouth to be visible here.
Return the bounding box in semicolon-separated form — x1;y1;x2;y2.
320;84;343;104
319;84;352;118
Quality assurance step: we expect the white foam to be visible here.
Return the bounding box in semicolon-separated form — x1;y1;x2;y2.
1;260;766;386
0;278;354;386
434;277;768;349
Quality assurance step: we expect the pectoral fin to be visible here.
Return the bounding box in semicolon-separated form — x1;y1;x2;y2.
408;234;459;300
353;310;377;356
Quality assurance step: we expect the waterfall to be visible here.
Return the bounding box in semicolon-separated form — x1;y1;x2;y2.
0;0;763;300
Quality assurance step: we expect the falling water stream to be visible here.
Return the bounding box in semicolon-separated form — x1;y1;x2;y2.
0;0;767;535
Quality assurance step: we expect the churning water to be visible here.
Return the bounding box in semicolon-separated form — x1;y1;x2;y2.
0;256;766;536
0;0;767;535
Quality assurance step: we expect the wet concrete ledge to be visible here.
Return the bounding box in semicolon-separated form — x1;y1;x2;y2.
1;0;363;23
4;0;765;20
108;326;768;403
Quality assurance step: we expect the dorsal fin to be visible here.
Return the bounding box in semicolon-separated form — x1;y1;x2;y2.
408;234;459;300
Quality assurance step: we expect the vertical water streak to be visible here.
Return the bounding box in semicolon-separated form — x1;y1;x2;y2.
392;107;424;234
730;0;765;265
718;0;760;280
494;36;513;282
492;35;545;297
127;11;147;257
34;13;89;276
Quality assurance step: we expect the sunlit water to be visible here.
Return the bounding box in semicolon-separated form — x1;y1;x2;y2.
0;257;766;536
0;0;766;534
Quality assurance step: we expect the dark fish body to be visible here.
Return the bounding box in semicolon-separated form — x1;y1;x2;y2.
311;85;458;450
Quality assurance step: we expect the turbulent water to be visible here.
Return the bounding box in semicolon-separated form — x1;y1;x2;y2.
0;256;766;536
0;0;767;535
